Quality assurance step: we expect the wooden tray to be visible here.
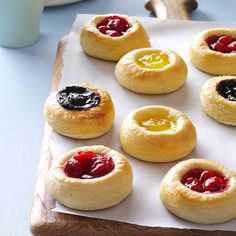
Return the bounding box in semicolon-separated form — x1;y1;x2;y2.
29;2;236;235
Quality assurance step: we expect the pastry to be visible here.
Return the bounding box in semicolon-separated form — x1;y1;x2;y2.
44;84;115;139
46;145;133;210
189;28;236;75
115;48;187;94
160;159;236;224
80;14;151;61
119;106;196;162
200;76;236;126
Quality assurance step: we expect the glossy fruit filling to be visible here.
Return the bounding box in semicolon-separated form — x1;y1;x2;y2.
181;168;229;193
206;35;236;53
63;151;115;179
57;85;100;111
140;117;176;132
136;51;170;69
216;79;236;102
97;15;131;37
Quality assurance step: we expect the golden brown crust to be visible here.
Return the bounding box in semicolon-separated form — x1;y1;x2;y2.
80;14;151;61
200;76;236;126
160;159;236;224
44;83;115;139
46;145;133;210
115;48;187;94
119;106;197;162
189;28;236;75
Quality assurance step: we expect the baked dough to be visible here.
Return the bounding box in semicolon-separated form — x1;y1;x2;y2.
160;159;236;224
200;76;236;126
44;83;115;139
115;48;187;94
46;145;133;210
80;14;151;61
189;28;236;75
119;106;196;162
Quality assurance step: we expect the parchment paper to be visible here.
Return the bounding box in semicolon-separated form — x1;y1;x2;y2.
52;14;236;231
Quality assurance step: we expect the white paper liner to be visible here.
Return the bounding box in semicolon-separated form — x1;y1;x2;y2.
51;14;236;231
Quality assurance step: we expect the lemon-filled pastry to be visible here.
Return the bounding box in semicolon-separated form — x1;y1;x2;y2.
46;145;133;210
200;76;236;126
44;84;115;139
119;106;196;162
115;48;187;94
189;28;236;75
160;159;236;224
80;14;151;61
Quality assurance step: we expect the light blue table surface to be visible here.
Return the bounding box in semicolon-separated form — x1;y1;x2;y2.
0;1;235;235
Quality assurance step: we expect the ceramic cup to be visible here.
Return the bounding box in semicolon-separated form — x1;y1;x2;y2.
0;0;46;48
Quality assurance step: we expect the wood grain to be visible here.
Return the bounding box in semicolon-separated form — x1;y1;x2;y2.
145;0;198;20
29;36;236;236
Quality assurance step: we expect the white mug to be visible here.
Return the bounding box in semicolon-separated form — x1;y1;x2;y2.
0;0;48;48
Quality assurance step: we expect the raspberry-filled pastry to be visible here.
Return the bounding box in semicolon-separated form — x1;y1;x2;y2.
80;14;151;61
46;145;133;210
160;159;236;224
189;28;236;75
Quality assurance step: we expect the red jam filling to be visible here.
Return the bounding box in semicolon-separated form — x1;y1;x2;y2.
206;35;236;53
97;15;131;37
181;168;229;193
63;151;115;179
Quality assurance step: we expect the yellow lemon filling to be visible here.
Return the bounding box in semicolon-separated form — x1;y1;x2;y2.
140;117;176;132
136;51;170;69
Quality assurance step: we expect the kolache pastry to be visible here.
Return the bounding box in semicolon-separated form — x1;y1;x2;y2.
115;48;187;94
189;28;236;75
44;84;115;139
200;76;236;126
80;14;151;61
160;159;236;224
119;106;196;162
46;145;133;210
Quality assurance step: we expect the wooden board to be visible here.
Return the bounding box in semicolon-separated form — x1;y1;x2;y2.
29;37;236;236
145;0;198;20
29;3;236;236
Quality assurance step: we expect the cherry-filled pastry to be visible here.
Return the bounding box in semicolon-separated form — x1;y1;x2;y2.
189;28;236;75
200;76;236;126
115;48;187;94
80;14;151;61
46;145;133;210
44;84;115;139
119;106;196;162
160;159;236;224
